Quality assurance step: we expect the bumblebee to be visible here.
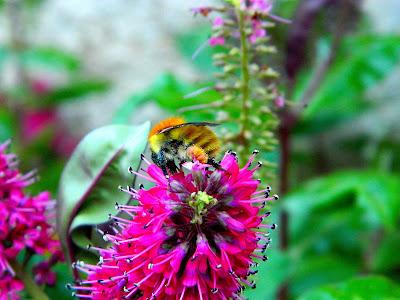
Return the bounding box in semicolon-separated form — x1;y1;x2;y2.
148;117;221;175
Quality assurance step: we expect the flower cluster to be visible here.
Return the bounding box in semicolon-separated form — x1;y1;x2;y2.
194;0;287;47
69;151;277;299
189;1;289;180
0;141;62;297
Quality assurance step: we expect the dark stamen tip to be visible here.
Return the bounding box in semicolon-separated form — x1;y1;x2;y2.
211;288;219;294
65;283;72;290
273;194;279;200
253;149;259;154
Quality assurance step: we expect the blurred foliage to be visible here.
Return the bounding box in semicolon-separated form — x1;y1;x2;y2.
114;73;220;124
298;276;400;300
295;35;400;134
0;46;81;72
0;44;111;196
176;25;221;75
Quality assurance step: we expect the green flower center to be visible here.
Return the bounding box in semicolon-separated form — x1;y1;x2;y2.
188;191;218;224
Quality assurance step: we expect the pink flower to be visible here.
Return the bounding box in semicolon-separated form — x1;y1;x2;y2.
21;108;78;157
30;78;52;95
212;16;224;28
249;0;272;14
0;141;63;293
209;36;225;47
0;273;23;300
69;151;277;299
21;109;57;141
249;20;266;43
275;95;285;108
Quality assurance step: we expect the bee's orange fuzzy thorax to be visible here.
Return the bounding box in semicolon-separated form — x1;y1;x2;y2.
149;117;185;138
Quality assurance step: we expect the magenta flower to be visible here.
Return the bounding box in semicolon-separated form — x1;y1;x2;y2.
249;20;266;43
275;95;285;108
248;0;272;14
0;141;63;295
209;36;225;47
33;250;64;286
0;273;23;300
213;16;224;28
21;109;57;142
30;78;52;96
69;151;277;300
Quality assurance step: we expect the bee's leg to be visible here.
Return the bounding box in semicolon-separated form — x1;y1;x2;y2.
187;145;208;164
161;165;169;177
152;151;169;177
166;160;179;174
207;158;223;170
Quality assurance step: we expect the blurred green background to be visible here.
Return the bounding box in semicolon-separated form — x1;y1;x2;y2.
1;0;400;299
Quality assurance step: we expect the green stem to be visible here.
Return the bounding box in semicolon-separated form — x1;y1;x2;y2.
9;260;50;300
237;9;251;155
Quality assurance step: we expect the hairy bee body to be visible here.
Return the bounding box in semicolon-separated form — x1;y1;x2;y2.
148;117;220;175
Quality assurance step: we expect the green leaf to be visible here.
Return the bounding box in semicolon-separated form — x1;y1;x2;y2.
176;26;222;75
113;73;220;123
151;74;219;110
284;171;400;233
40;79;111;106
291;255;358;298
21;47;81;72
57;122;150;263
113;92;150;124
0;108;17;141
297;35;400;132
0;46;10;68
297;276;400;300
244;246;291;300
371;232;400;273
45;263;73;300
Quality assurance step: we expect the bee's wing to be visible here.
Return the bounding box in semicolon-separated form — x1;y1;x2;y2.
158;122;219;134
